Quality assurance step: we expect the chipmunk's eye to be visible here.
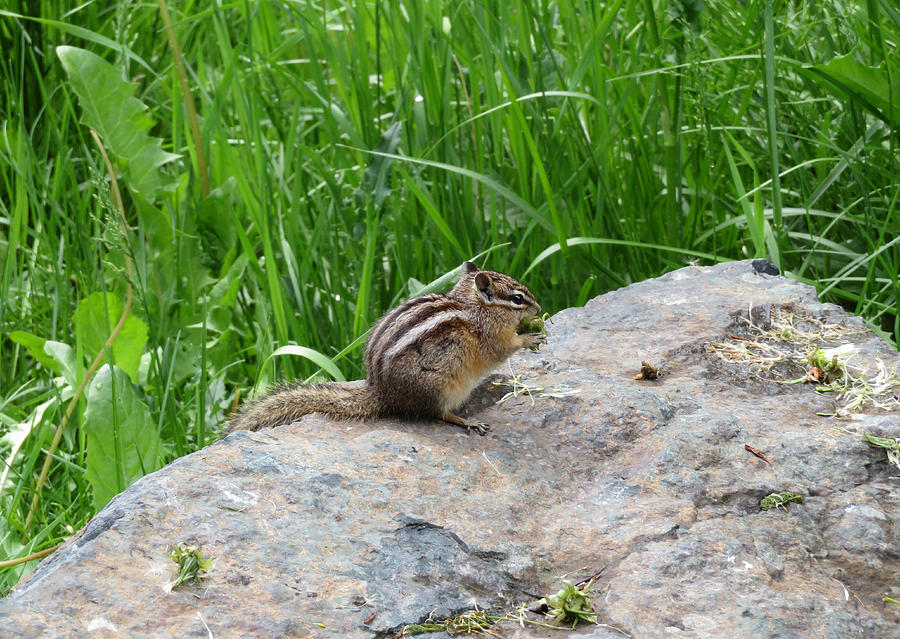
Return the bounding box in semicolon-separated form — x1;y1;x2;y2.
510;294;524;305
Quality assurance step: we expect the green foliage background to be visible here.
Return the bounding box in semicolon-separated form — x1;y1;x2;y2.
0;0;897;591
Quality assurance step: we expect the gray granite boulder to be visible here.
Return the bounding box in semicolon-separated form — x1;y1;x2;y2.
2;260;898;638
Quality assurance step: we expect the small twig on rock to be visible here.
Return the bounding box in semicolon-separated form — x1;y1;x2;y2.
744;444;774;465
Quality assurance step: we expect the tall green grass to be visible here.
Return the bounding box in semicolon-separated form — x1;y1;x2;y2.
1;0;897;592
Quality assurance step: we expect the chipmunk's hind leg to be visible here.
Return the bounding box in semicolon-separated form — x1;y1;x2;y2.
440;411;489;436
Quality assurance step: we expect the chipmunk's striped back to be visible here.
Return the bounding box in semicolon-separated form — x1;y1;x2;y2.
364;294;466;387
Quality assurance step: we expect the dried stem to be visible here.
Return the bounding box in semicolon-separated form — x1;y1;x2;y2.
0;543;62;568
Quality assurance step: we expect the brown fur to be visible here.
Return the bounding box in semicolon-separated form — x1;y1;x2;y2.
225;382;379;433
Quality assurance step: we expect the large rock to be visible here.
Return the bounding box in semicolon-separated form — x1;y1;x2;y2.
2;260;898;638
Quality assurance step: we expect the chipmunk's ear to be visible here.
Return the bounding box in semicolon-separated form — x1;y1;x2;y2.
462;261;480;275
474;271;493;299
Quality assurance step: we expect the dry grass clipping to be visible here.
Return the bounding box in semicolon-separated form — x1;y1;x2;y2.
706;305;899;417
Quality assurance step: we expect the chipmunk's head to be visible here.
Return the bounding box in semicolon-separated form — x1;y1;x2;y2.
451;261;541;319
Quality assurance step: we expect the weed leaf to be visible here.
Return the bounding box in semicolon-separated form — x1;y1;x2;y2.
0;395;66;500
208;254;248;308
8;331;58;374
806;55;900;127
7;331;78;387
56;45;180;200
84;364;162;510
44;341;78;388
73;292;148;384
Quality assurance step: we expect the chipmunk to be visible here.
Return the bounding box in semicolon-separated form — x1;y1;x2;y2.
225;261;544;435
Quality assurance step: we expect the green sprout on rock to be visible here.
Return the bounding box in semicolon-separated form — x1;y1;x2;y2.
760;492;804;511
862;433;900;472
539;579;598;628
168;542;214;589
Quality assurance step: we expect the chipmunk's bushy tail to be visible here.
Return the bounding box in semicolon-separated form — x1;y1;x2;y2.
224;382;381;434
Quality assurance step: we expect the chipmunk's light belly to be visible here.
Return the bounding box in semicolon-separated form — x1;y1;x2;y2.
441;360;491;411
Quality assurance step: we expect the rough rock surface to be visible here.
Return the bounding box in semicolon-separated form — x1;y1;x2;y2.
2;260;898;638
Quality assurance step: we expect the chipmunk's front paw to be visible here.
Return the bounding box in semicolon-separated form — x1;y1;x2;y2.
520;332;547;350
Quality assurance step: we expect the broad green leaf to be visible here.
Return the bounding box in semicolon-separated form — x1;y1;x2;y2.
0;524;29;583
208;254;248;308
135;194;175;252
138;331;203;388
84;365;162;510
8;330;58;373
806;55;900;127
170;339;203;385
7;332;78;388
56;46;180;200
73;292;148;384
44;341;78;388
0;394;67;499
